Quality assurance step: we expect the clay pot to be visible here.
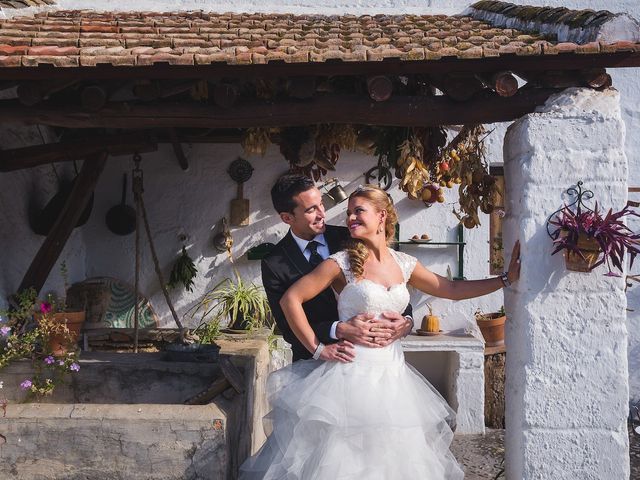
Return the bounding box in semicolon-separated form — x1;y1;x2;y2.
48;311;85;356
477;313;506;347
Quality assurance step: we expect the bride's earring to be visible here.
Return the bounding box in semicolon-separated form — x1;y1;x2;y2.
377;223;383;234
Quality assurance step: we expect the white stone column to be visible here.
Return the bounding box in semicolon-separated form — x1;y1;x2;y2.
502;88;630;480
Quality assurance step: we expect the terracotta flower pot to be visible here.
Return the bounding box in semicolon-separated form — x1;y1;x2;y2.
477;313;506;347
561;231;601;273
48;311;85;356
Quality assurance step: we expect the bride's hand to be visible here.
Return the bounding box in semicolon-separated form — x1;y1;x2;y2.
320;339;355;363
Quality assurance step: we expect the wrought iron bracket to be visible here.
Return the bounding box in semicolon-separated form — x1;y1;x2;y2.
545;181;594;240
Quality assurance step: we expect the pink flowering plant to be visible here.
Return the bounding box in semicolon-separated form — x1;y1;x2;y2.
548;203;640;277
0;288;80;400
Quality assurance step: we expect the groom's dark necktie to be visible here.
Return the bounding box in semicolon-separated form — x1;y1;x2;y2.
307;241;323;268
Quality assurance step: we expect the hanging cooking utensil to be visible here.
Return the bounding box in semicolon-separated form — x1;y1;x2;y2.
105;173;136;235
30;177;94;236
228;157;253;227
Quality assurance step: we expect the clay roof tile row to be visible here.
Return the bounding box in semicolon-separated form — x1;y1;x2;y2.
0;8;637;68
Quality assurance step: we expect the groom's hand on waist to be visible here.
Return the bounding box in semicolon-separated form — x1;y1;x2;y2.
335;313;381;348
371;312;412;346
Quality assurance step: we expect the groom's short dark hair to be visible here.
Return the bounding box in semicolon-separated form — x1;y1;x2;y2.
271;174;316;213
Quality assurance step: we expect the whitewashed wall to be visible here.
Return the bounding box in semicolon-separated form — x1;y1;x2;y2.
0;0;639;401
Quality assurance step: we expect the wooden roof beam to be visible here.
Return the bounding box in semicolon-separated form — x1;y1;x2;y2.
0;89;564;129
0;132;157;172
0;52;638;81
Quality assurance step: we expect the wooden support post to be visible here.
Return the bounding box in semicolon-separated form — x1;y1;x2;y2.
0;132;157;172
366;75;394;102
18;152;108;295
167;128;189;171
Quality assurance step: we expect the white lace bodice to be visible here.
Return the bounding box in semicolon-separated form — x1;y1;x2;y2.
329;249;417;323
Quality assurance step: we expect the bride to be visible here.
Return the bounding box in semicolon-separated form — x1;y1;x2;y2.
240;185;520;479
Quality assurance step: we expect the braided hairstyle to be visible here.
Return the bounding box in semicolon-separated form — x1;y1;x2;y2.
344;185;398;279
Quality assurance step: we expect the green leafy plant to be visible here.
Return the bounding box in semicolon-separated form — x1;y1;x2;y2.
168;246;198;292
192;318;222;344
0;288;80;401
186;271;272;331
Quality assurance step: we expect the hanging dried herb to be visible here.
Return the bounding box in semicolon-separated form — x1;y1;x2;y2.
449;125;500;228
168;246;198;292
241;128;274;157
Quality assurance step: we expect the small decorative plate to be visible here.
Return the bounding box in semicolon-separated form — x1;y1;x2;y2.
415;329;449;336
409;238;432;244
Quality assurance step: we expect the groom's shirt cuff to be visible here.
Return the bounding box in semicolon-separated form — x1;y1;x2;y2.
330;321;339;340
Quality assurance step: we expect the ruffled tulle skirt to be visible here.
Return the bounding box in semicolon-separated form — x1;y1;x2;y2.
240;343;464;479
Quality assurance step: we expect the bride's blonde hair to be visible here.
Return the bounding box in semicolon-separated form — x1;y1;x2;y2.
344;185;398;279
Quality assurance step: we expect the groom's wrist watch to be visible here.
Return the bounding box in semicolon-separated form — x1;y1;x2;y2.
499;272;511;288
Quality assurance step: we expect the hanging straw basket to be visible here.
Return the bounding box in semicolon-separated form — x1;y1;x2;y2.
561;231;601;272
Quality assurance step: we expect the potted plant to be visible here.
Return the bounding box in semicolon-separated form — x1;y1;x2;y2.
548;202;640;276
0;288;80;401
187;271;272;332
475;306;506;347
39;261;86;355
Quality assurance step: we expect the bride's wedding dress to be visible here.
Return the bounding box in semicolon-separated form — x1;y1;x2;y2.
240;250;464;479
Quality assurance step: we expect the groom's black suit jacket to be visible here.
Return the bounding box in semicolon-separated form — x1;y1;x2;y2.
262;224;413;361
261;225;351;361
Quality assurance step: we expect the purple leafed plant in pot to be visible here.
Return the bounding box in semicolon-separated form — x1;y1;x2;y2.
548;202;640;276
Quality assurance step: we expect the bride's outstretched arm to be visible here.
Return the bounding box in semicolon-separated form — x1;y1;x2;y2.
280;259;354;362
409;240;521;300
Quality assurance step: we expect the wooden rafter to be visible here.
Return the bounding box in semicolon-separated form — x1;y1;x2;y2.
167;128;189;171
0;132;157;172
18;152;108;295
0;88;563;129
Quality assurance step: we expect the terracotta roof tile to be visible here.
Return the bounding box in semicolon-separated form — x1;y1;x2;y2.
0;9;636;68
0;55;22;67
22;54;78;67
0;0;54;8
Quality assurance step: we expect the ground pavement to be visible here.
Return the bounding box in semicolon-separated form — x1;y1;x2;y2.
451;428;639;479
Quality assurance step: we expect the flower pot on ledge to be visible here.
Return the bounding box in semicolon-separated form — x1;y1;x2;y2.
48;311;85;356
477;313;506;347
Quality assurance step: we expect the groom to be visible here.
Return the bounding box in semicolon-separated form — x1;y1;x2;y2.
262;174;413;362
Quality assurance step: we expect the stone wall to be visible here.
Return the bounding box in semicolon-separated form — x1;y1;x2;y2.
0;334;275;479
503;87;629;479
